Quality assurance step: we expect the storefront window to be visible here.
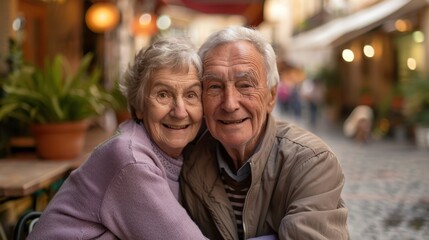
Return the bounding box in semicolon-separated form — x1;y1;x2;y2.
395;31;425;82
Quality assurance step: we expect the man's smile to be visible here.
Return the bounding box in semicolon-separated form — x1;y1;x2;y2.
219;118;249;125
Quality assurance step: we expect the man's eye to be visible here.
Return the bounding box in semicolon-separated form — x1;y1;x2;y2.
238;83;252;88
207;84;221;90
237;80;254;89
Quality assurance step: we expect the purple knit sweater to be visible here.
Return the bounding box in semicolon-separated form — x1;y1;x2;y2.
28;120;206;239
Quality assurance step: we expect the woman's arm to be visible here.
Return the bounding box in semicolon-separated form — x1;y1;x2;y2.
100;163;207;239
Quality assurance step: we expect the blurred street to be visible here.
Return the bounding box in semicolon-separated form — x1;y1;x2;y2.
273;107;429;240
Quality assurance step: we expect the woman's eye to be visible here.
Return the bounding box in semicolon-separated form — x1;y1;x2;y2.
187;92;196;98
185;92;200;104
156;91;171;104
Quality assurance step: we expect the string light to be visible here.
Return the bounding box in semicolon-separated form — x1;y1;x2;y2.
85;2;120;33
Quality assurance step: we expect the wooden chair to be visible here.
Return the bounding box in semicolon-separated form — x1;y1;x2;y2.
13;211;42;240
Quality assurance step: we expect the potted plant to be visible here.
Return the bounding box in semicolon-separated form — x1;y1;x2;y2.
109;80;130;124
401;74;429;148
0;53;112;159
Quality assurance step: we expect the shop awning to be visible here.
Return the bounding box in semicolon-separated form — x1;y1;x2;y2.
289;0;428;50
162;0;265;26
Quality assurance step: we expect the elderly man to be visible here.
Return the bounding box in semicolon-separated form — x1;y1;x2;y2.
180;26;349;240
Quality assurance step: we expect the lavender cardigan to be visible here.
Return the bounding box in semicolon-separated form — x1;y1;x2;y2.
28;120;206;239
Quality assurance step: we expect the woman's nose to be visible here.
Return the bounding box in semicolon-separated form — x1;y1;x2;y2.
171;97;188;118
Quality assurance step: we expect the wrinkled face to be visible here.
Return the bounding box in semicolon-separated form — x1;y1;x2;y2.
202;41;277;155
137;67;202;158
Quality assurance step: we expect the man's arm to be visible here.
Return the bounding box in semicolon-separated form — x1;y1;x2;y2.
279;151;349;239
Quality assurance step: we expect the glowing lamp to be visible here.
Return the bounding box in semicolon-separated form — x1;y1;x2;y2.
85;2;120;33
132;13;158;36
264;0;288;23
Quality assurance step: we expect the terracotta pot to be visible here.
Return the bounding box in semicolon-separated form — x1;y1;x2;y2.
30;120;89;160
115;110;131;124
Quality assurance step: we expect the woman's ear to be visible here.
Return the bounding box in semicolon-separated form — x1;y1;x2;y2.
136;111;144;120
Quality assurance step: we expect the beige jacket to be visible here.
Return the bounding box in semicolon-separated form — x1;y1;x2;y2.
180;115;349;240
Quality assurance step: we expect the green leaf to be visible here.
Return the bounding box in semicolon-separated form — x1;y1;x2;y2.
0;53;109;124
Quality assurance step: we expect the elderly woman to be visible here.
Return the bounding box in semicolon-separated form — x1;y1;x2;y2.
28;38;207;239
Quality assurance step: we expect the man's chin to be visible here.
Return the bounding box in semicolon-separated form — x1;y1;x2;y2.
216;135;248;147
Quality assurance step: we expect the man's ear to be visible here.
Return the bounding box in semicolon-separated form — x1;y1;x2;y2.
267;85;278;113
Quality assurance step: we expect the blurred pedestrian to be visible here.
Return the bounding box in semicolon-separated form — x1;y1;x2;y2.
301;77;325;127
276;70;292;113
343;105;374;143
290;81;302;119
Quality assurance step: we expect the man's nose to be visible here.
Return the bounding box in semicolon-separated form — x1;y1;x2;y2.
222;87;240;112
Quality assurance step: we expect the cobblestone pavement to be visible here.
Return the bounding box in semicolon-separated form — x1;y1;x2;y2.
274;110;429;240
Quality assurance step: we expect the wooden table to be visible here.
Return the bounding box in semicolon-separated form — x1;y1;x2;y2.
0;125;114;239
0;160;71;197
0;125;115;198
0;160;72;239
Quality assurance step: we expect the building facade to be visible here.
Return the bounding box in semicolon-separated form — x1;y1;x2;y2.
286;0;429;138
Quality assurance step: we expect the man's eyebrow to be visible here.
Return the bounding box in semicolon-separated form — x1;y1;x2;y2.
235;71;253;79
202;71;256;82
202;73;221;81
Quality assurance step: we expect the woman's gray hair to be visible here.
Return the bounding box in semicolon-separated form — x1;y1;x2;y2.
120;37;202;121
198;25;279;88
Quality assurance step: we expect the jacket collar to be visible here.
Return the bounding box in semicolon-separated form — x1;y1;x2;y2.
248;115;277;182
